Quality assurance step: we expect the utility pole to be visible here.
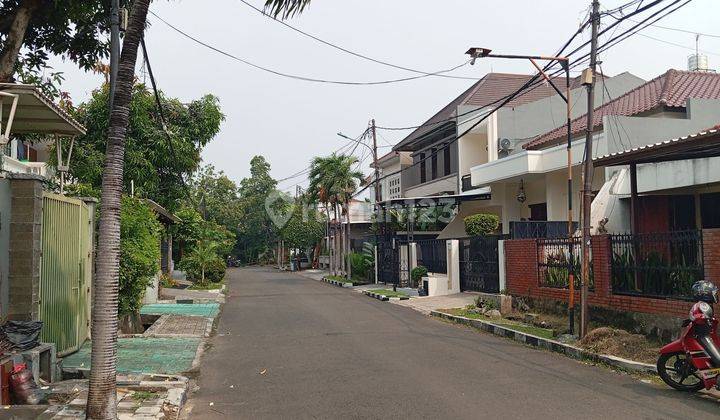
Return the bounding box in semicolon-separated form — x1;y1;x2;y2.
109;0;120;110
581;0;600;337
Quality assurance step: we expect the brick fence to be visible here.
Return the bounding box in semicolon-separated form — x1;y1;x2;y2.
505;229;720;319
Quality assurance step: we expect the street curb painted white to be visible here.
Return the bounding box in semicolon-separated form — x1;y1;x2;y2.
321;277;354;288
431;311;657;375
363;290;410;302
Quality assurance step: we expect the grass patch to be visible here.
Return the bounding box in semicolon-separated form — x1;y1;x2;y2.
441;308;554;339
326;275;352;284
132;390;158;402
369;289;409;298
188;280;224;290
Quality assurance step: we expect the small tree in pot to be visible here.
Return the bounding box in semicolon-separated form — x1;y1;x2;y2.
412;266;429;295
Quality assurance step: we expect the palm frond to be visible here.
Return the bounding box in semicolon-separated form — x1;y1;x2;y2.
263;0;311;19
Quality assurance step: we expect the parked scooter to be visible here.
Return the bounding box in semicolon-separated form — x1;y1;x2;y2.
657;280;720;391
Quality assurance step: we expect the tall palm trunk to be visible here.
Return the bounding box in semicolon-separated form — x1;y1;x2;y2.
86;1;150;418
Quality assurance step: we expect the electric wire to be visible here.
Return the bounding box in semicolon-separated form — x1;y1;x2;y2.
352;0;688;199
148;10;472;86
236;0;480;81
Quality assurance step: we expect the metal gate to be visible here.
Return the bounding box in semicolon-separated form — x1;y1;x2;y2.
459;235;505;293
39;193;92;355
377;239;399;285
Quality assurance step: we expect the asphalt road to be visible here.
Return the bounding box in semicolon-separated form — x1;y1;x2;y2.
186;267;720;419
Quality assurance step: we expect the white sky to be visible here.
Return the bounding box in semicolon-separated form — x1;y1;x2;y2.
49;0;720;194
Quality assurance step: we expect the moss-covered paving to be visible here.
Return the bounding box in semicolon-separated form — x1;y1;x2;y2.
140;302;219;317
62;337;201;375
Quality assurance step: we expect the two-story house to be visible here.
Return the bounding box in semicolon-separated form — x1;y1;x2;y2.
369;150;412;202
469;69;720;236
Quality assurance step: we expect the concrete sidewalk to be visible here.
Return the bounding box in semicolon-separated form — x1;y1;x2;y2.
393;292;477;314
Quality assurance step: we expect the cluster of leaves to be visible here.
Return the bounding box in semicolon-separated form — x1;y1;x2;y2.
464;213;500;236
64;83;224;210
119;196;161;315
411;266;428;283
171;205;234;284
280;204;325;251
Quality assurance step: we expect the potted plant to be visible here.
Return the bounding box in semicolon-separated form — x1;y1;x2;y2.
412;266;429;296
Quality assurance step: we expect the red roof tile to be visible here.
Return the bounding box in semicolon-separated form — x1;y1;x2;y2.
525;69;720;150
394;73;580;151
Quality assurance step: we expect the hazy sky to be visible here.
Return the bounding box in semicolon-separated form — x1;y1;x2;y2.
49;0;720;194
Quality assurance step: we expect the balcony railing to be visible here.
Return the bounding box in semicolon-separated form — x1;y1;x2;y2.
510;221;578;239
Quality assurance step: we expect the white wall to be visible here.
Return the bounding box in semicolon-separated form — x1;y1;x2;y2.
404;173;457;197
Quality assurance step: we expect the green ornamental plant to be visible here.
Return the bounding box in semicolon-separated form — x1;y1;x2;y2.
464;213;500;236
119;196;162;316
183;240;221;285
411;266;428;284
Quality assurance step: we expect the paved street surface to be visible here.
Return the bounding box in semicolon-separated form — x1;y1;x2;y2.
187;267;720;419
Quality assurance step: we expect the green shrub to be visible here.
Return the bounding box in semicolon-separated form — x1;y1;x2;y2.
180;244;226;284
464;213;500;236
411;266;428;283
119;196;162;315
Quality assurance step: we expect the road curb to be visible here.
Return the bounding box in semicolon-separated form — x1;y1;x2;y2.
322;277;354;288
363;290;410;302
430;311;657;375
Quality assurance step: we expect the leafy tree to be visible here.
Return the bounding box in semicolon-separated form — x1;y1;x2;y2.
0;1;127;90
67;83;224;210
281;204;325;251
188;165;242;234
237;155;279;262
118;196;161;316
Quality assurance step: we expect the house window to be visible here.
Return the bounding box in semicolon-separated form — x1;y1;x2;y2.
431;148;438;180
529;203;548;221
669;195;695;231
444;144;451;176
419;153;426;183
701;193;720;228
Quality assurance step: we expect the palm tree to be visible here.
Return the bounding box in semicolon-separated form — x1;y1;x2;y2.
87;1;151;418
308;153;363;275
88;1;313;418
186;240;220;285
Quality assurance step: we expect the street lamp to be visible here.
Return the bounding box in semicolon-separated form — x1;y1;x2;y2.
467;47;577;335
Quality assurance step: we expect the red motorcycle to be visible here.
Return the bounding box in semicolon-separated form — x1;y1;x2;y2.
657;280;720;392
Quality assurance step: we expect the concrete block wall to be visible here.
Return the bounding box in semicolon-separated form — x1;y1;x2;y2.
8;175;44;321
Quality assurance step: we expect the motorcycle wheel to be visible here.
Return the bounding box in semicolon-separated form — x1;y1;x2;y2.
657;352;704;392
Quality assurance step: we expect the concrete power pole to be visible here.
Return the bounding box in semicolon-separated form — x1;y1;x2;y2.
109;0;120;110
581;0;600;337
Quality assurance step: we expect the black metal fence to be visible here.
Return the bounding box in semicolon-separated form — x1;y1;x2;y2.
610;230;703;300
510;221;578;239
459;235;506;293
537;237;593;289
416;239;447;274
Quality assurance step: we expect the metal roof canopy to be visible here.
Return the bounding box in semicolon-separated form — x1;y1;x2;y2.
377;190;491;209
594;127;720;167
0;83;86;137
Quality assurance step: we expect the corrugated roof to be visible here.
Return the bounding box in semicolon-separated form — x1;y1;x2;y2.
594;125;720;167
394;73;578;151
525;69;720;150
0;83;86;135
